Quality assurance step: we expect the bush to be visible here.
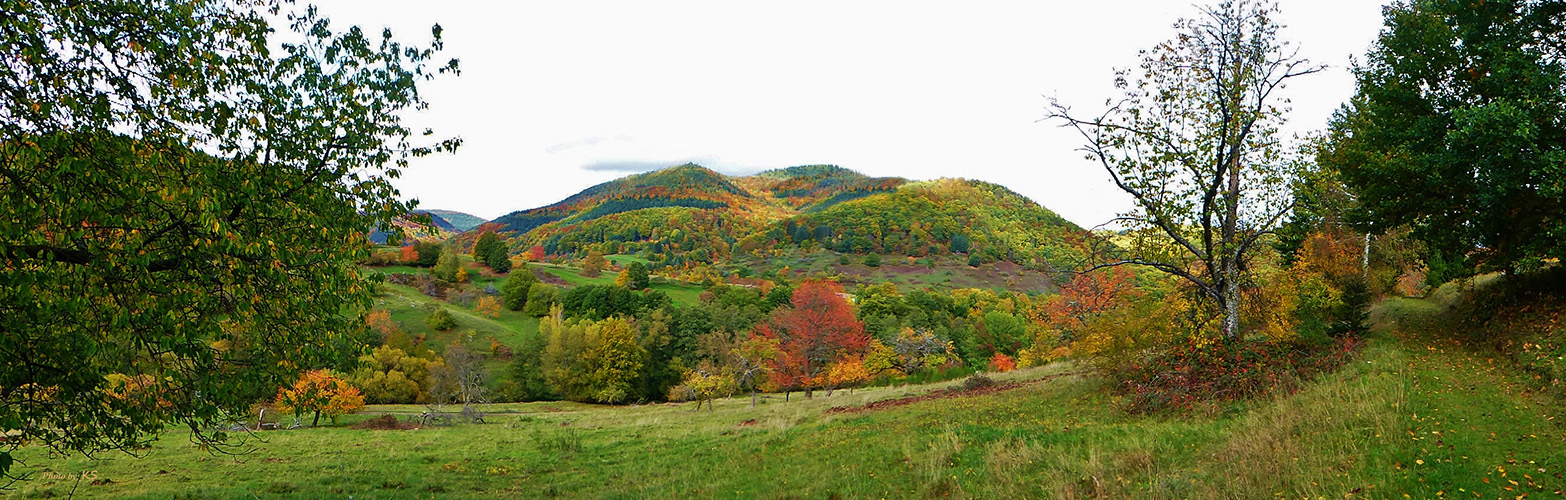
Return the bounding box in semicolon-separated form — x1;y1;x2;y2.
411;241;442;267
967;254;981;267
1112;337;1362;414
523;283;559;317
502;267;537;311
988;352;1016;372
960;374;996;391
425;307;456;331
863;254;881;267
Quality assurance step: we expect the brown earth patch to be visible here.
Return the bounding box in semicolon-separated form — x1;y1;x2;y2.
823;371;1087;415
536;269;569;286
349;414;418;430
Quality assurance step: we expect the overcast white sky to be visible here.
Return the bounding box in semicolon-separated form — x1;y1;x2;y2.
314;0;1392;228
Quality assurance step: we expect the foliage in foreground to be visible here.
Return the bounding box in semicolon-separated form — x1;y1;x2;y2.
0;0;457;477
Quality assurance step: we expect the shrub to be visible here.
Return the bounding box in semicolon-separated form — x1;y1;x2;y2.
425;307;456;331
960;374;996;391
523;283;559;317
502;267;538;311
474;296;501;319
1112;337;1362;414
863;254;881;267
988;352;1016;372
967;253;981;267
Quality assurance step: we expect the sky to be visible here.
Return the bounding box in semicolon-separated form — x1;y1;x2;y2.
313;0;1393;228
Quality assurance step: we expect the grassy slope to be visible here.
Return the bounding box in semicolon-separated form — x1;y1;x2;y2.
13;296;1565;499
535;261;705;306
726;249;1060;295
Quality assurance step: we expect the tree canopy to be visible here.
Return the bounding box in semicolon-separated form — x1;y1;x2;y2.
0;0;457;477
1325;0;1565;280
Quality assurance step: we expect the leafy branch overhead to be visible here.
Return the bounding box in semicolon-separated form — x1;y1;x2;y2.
0;0;458;478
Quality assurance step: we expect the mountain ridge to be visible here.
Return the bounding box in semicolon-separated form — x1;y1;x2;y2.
460;164;1090;276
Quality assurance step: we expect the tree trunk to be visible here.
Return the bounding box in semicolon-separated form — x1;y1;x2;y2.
804;386;813;399
1221;152;1242;340
785;390;790;402
312;410;320;428
1221;273;1241;340
707;398;714;412
1362;233;1371;279
750;390;757;408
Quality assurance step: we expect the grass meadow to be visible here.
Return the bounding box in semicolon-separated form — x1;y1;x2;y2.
9;291;1564;499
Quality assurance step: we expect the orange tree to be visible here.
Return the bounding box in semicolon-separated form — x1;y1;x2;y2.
0;0;456;478
275;370;365;427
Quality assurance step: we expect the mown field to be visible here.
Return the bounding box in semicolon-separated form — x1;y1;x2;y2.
10;293;1564;499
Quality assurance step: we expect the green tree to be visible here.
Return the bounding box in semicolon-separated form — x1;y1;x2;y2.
502;265;537;311
412;241;443;267
0;0;456;476
524;283;561;317
425;307;456;331
487;243;512;274
950;233;970;254
623;261;651;290
863;254;881;267
1047;0;1321;339
432;245;461;281
473;231;501;263
1325;0;1565;279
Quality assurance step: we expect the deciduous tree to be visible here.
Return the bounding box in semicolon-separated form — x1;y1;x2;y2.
275;370;365;427
761;280;868;398
1325;0;1566;279
0;0;456;475
502;266;538;311
582;250;607;278
1046;0;1322;340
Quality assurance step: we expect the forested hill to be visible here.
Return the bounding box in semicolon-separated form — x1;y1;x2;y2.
415;209;486;232
464;164;1090;273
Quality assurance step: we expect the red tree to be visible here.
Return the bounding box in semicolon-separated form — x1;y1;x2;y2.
761;280;868;399
525;245;546;262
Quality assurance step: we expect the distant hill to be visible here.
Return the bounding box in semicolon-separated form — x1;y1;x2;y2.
368;212;456;244
416;209;486;232
467;164;1091;276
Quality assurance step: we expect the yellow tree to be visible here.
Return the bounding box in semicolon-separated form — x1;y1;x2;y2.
583;250;607;278
275;370;365;427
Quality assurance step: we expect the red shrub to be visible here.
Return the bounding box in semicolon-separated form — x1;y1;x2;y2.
988;352;1016;372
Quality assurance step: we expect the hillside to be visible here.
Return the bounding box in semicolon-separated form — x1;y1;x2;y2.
470;164;1090;283
368;211;457;244
417;209;487;232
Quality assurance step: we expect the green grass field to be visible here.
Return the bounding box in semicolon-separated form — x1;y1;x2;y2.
534;262;705;306
12;294;1564;498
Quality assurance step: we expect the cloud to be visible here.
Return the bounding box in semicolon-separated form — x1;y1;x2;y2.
544;134;634;154
579;157;764;176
